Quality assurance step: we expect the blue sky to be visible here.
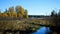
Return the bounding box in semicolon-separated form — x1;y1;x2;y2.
0;0;60;15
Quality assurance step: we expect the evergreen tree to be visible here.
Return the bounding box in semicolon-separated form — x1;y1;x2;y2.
4;9;8;13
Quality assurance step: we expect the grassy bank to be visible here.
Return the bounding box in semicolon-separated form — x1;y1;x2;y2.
0;19;51;34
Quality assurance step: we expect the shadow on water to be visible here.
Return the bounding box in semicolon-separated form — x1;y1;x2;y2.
31;26;51;34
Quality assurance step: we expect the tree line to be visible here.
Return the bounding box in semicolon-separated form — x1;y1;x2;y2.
51;9;60;26
50;9;60;34
0;6;28;19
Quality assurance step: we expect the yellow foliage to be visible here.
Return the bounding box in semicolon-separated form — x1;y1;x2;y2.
24;10;28;18
0;6;28;18
17;6;24;16
9;6;15;13
17;13;23;18
1;13;8;17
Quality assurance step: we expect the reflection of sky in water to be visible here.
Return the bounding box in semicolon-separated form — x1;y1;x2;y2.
31;27;50;34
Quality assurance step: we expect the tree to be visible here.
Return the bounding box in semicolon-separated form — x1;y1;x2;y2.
9;6;15;13
51;10;57;25
24;9;28;18
0;11;1;14
15;6;20;13
51;10;55;17
8;6;16;18
58;9;60;17
4;9;8;13
1;13;8;18
0;10;1;17
57;9;60;26
19;6;24;15
15;6;24;17
50;9;60;34
16;6;24;15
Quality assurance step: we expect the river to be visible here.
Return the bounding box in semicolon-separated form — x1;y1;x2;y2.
31;26;50;34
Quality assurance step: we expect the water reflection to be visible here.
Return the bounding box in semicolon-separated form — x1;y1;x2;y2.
31;26;50;34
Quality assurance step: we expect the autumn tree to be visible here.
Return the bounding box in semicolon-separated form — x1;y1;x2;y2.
16;6;24;18
0;13;8;18
8;6;17;18
0;10;8;17
24;9;28;18
0;10;1;17
0;10;1;14
19;6;24;15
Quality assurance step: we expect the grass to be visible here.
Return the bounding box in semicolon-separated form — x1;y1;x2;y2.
0;19;51;32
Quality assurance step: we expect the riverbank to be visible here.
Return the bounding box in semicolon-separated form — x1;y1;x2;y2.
0;18;51;34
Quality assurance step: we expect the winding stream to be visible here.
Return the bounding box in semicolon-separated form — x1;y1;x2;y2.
31;26;50;34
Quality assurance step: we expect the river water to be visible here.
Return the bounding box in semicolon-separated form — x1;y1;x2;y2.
31;26;50;34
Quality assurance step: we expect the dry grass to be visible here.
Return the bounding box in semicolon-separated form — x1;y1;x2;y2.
0;19;51;31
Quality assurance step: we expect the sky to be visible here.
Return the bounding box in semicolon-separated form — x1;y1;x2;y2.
0;0;60;15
